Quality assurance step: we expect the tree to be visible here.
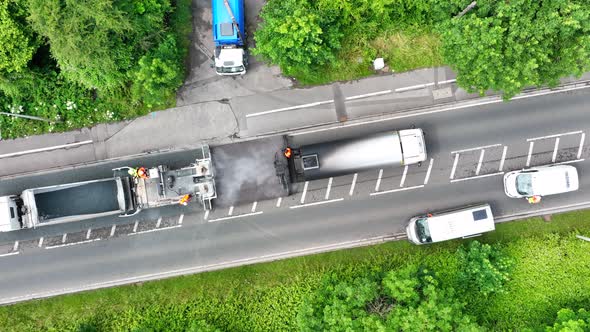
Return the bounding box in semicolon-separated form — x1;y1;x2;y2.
456;241;513;297
439;0;590;99
543;308;590;331
253;0;343;75
0;0;38;74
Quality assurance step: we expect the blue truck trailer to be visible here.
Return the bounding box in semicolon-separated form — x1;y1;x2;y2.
212;0;247;75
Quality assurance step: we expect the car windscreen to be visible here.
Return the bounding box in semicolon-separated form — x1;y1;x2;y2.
516;174;533;196
416;218;432;243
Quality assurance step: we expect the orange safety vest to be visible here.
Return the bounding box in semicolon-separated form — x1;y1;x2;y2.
284;147;292;159
179;194;192;205
137;167;148;179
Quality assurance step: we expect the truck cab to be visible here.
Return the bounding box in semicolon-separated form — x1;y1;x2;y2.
0;196;22;232
214;47;246;75
399;128;427;165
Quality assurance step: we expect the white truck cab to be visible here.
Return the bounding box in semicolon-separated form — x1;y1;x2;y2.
399;128;427;165
214;48;246;75
0;196;21;232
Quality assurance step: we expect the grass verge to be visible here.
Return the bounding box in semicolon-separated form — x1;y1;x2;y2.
1;211;589;331
291;27;443;86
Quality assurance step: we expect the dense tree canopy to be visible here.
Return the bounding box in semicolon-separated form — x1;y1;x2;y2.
0;0;189;138
439;0;590;99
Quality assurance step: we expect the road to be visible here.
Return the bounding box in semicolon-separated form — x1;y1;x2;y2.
0;88;589;304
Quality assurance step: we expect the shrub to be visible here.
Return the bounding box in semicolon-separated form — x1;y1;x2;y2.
455;241;513;297
130;34;183;109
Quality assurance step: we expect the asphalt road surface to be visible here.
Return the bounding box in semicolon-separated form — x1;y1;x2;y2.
0;88;589;304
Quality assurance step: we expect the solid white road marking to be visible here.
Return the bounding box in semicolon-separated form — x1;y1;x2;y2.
450;154;460;179
290;85;590;137
276;197;283;208
13;241;18;252
476;149;485;175
208;212;264;223
110;225;116;237
86;228;92;240
228;206;234;216
423;159;434;185
526;141;535;167
246;100;334;118
451;143;501;154
251;202;258;213
38;237;44;248
178;214;184;225
0;252;20;257
290;198;344;209
128;225;182;235
61;233;67;244
450;172;504;183
0;140;93;159
325;177;333;200
400;166;408;187
46;238;101;249
349;173;358;196
394;79;456;93
553;159;585;165
499;146;508;172
133;221;138;233
345;90;392;100
552;137;560;163
375;169;384;192
578;133;585;159
527;130;583;142
370;185;424;196
156;217;162;227
300;181;309;204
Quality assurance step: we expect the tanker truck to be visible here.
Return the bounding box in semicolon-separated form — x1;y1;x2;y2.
285;129;427;182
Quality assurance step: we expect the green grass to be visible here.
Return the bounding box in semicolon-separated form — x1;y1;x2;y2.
1;212;590;331
292;27;443;86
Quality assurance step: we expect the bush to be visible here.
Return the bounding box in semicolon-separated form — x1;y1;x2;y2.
131;34;184;109
297;265;483;331
253;0;343;76
455;241;512;297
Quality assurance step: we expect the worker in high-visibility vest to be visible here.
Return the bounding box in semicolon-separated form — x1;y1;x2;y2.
128;168;138;178
527;195;541;204
137;167;149;179
179;194;193;206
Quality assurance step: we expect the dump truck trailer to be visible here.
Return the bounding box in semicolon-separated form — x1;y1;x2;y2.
19;177;136;229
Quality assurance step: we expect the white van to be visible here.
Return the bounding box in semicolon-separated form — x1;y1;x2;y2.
406;204;495;245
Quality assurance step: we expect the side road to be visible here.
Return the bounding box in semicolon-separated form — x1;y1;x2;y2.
1;67;589;178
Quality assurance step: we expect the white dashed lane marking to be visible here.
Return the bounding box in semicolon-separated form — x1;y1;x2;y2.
349;173;358;196
375;169;383;192
526;141;534;167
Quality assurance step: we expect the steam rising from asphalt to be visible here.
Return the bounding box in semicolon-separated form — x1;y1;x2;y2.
212;138;288;207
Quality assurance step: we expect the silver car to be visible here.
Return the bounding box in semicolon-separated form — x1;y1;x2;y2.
503;165;579;198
